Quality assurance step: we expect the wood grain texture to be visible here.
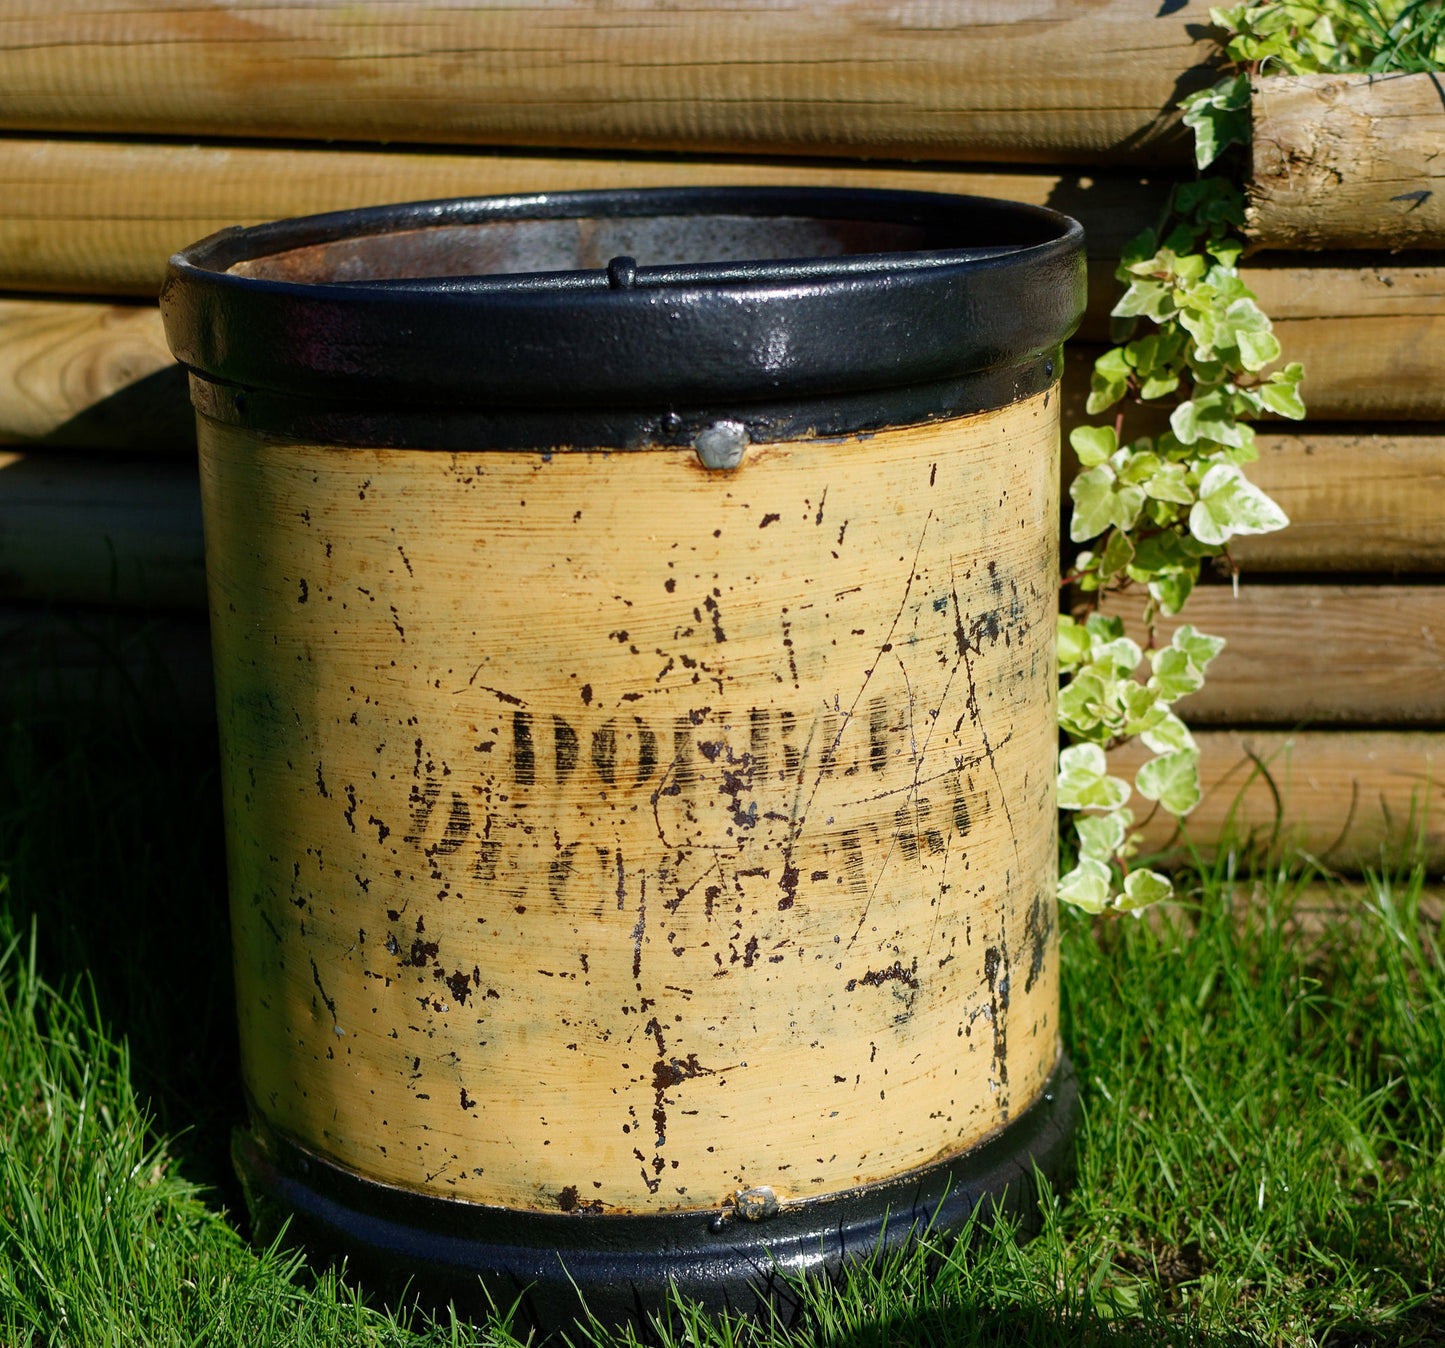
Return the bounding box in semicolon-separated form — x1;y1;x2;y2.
203;400;1062;1213
0;450;205;608
1232;428;1445;571
1244;257;1445;422
0;298;187;448
0;1;1214;164
1248;72;1445;251
1097;584;1445;726
0;137;1166;311
1071;250;1445;423
1110;731;1445;871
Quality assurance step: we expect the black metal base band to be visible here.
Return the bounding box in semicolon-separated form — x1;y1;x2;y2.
233;1054;1079;1331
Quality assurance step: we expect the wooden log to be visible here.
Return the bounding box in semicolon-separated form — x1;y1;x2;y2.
1110;731;1445;872
1056;377;1445;571
1069;252;1445;423
1097;585;1445;726
1232;428;1445;571
0;602;215;721
0;298;191;450
1247;72;1445;252
0;137;1167;314
0;1;1214;165
1250;255;1445;422
0;450;205;609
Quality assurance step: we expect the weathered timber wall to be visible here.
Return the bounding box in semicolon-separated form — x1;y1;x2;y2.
1111;731;1445;871
1229;428;1445;571
0;138;1167;302
1099;584;1445;726
1248;72;1445;251
0;1;1215;164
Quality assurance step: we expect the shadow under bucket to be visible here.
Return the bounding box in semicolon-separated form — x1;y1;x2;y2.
160;186;1086;1328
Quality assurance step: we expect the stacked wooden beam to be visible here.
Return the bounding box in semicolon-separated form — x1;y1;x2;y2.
0;9;1439;868
1107;72;1445;873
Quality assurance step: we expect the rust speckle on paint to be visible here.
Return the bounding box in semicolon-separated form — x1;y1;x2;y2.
444;969;472;1004
1023;893;1053;996
983;941;1011;1089
846;959;919;993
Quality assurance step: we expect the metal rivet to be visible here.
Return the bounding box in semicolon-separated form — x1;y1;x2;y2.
607;255;638;290
694;420;748;471
708;1215;728;1233
733;1185;779;1221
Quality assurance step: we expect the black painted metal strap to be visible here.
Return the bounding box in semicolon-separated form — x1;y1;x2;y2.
163;186;1086;449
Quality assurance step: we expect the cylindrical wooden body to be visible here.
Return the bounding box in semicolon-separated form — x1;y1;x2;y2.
202;398;1061;1216
164;187;1085;1321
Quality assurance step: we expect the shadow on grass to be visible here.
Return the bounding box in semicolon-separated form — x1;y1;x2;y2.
0;670;242;1212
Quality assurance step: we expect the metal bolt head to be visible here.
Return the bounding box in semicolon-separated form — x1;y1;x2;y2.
694;420;748;471
733;1185;778;1221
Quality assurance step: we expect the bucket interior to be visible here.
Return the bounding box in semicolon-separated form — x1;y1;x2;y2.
225;215;939;284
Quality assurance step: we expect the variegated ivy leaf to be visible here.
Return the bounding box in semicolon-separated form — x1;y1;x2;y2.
1259;362;1306;419
1076;808;1135;863
1148;570;1195;616
1119;682;1168;738
1057;614;1091;670
1143;462;1194;504
1235;325;1281;372
1170;390;1248;448
1179;73;1251;170
1087;347;1132;413
1135;749;1202;817
1058;858;1113;915
1175;177;1247;231
1120;868;1174;912
1085;614;1126;643
1208;236;1244;269
1141;710;1197;756
1093;635;1143;678
1149;646;1205;700
1058;673;1110;738
1098;527;1135;581
1139;371;1181;400
1111;279;1176;323
1117;450;1161;486
1069;461;1147;543
1069;423;1118;468
1058;743;1131;812
1189;462;1290;546
1171;624;1227;674
1207;295;1278;371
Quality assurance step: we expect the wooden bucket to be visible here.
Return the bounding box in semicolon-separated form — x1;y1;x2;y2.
162;188;1085;1325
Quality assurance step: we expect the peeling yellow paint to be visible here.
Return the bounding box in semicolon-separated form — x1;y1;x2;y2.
203;393;1061;1216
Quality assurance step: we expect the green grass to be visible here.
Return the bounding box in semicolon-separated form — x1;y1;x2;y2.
1;692;1442;1346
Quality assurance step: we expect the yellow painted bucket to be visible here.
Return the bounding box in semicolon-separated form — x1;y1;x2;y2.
162;187;1085;1325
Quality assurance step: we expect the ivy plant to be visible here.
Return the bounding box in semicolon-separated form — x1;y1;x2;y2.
1054;12;1310;917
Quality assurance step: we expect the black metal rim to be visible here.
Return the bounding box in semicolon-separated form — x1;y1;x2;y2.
162;187;1085;448
234;1054;1079;1328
